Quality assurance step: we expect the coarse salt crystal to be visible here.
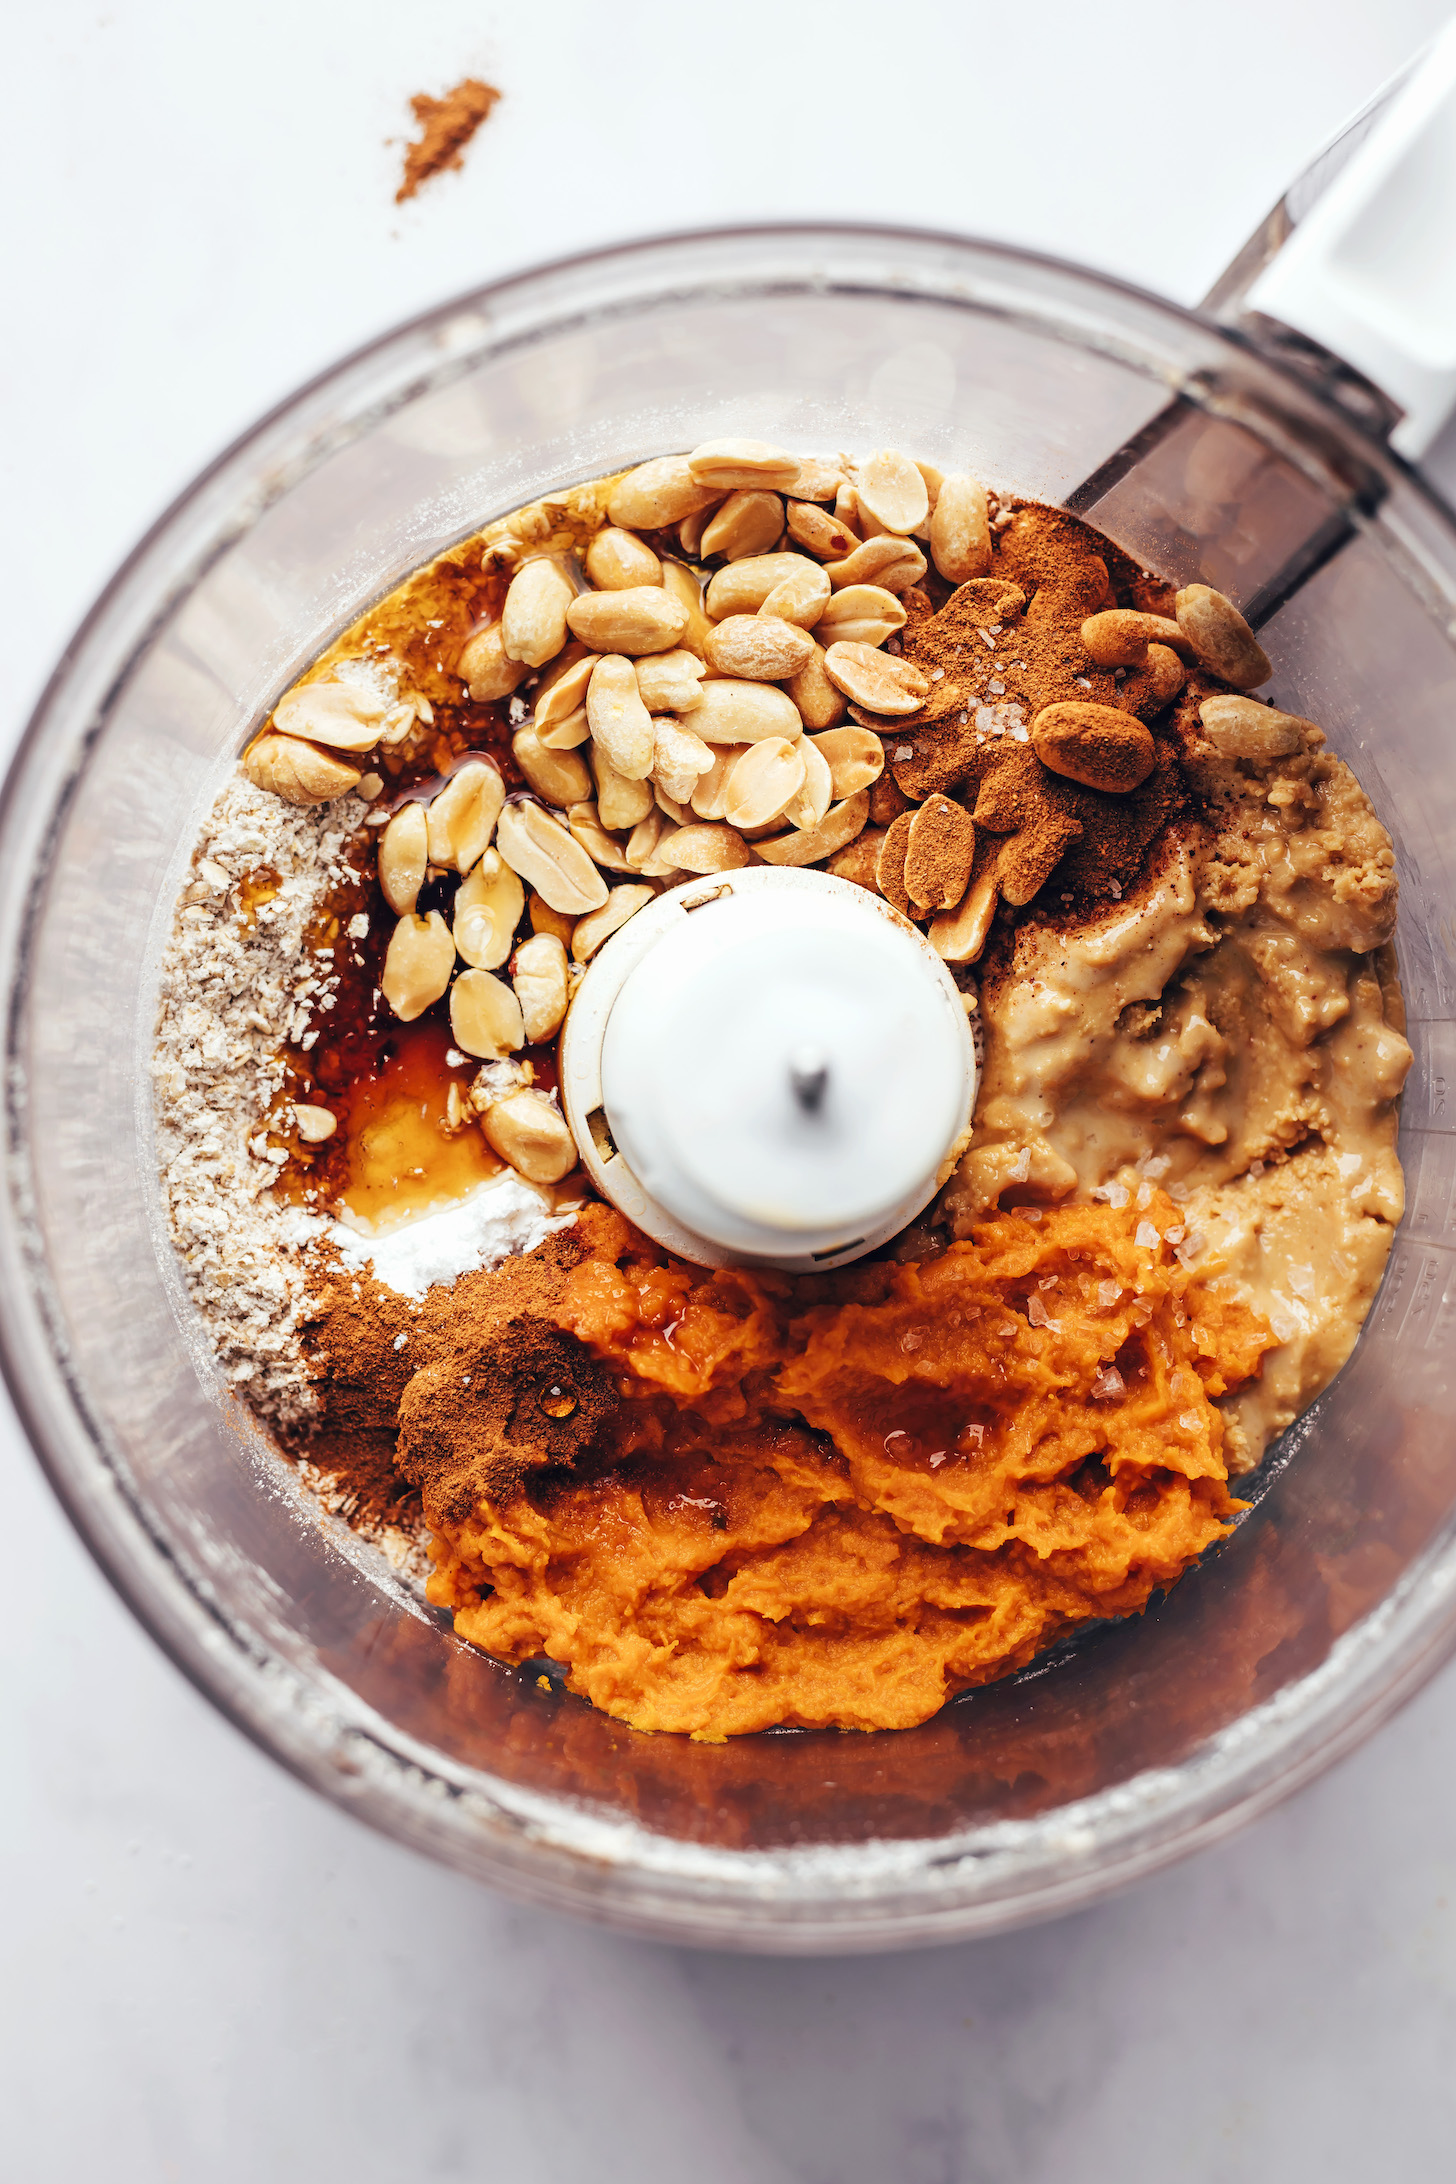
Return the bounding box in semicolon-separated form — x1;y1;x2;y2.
1134;1220;1160;1249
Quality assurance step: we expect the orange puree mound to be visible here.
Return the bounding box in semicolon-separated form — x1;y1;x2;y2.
426;1199;1273;1740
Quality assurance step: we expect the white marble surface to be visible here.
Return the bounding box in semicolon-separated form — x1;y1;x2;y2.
6;2;1456;2175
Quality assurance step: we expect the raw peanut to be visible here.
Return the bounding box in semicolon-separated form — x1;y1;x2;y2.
530;893;576;946
815;584;907;649
688;437;801;492
512;722;592;808
1031;702;1156;793
591;743;655;830
272;678;389;752
787;456;844;503
533;651;596;728
458;621;530;702
1175;584;1271;689
755;790;870;866
692;679;803;745
382;911;455;1021
785;642;847;731
511;932;570;1042
660;560;714;657
701;491;784;561
930;863;999;963
538;705;591;750
655;785;694;825
571;883;655;962
644;822;752;875
625;808;666;867
904;793;976;911
378;800;428;913
679;502;726;557
450;968;525;1060
824;535;927;594
587;654;656;779
496;800;610;916
652;717;716;803
1198;694;1310;759
875;811;914;915
998;815;1082;908
584;527;663;591
833;479;862;532
704;613;815;681
823;641;929;717
706;553;811;619
377;699;420;749
688;744;744;821
955;575;1026;624
855;449;929;535
293;1104;337;1144
426;760;506;872
723;738;807;829
606;455;719;530
786;501;859;559
782;734;832;830
827;826;888;891
454;849;526;969
356;772;384;801
915;461;944;514
808;725;884;797
759;561;832;631
1079;608;1188;668
480;1089;579;1185
929;475;992;583
869;773;912;826
502;558;575;667
566;802;636;875
635;649;707;713
568;587;688;656
242;733;362;806
1127;644;1187;714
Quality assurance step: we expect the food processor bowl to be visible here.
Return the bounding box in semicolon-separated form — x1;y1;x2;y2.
4;225;1454;1952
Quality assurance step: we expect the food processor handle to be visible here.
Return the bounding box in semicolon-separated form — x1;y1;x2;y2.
1207;17;1456;463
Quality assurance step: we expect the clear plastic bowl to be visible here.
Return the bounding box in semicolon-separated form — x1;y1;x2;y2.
3;226;1454;1953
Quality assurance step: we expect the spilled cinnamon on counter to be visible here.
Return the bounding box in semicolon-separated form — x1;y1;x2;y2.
396;78;501;203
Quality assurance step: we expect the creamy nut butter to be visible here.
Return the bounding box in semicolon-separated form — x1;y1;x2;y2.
949;725;1409;1465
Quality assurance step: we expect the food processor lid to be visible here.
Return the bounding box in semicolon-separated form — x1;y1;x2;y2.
1246;18;1456;459
558;868;977;1270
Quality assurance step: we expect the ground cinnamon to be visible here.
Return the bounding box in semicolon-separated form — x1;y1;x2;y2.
891;503;1204;928
295;1204;637;1527
395;78;501;203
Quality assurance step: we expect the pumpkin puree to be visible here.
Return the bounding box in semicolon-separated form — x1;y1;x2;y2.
426;1196;1272;1739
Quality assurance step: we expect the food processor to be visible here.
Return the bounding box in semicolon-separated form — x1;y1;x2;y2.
3;30;1455;1950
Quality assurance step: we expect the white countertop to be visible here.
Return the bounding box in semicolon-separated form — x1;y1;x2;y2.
6;4;1456;2176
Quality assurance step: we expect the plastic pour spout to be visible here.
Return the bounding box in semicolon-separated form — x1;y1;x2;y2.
558;867;978;1271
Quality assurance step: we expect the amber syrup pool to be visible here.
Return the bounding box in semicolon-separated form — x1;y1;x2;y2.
263;609;581;1227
